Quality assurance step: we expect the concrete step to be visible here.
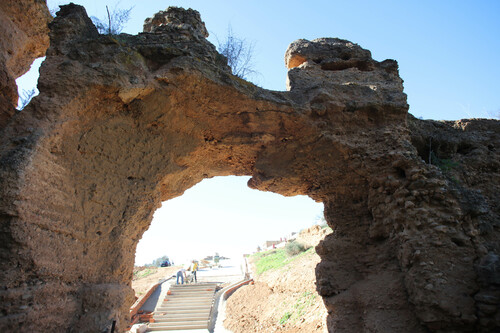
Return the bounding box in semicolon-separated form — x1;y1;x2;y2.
160;298;214;303
155;308;212;314
170;282;217;286
160;304;211;309
154;314;211;322
147;283;217;332
163;294;214;299
150;320;209;326
157;295;214;302
155;301;213;311
165;295;214;300
162;296;214;303
156;305;212;312
159;296;214;303
160;299;213;305
148;321;209;331
169;285;217;291
153;312;210;321
163;296;213;301
171;284;214;286
147;330;209;333
158;300;213;306
168;287;216;291
153;317;209;324
163;293;215;300
158;306;212;312
157;303;212;310
153;314;210;321
171;283;217;289
169;287;215;294
154;309;211;316
168;289;216;294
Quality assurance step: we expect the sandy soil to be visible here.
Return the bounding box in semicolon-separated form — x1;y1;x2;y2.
223;226;330;332
224;249;327;332
132;266;179;297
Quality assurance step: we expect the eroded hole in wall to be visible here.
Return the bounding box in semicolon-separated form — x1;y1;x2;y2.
395;166;407;179
132;176;328;330
15;57;45;110
135;176;323;266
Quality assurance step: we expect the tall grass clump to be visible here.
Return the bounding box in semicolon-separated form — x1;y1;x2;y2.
285;241;307;256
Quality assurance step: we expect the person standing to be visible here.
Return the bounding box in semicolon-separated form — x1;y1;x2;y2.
191;260;199;283
214;253;220;268
176;266;186;284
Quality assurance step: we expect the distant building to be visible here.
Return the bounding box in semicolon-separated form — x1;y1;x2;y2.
264;240;280;248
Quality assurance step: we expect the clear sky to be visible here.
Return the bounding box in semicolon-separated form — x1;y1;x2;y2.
16;1;499;264
136;176;323;265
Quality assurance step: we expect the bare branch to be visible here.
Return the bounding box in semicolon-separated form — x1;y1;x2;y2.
106;5;111;35
90;3;133;35
217;25;258;80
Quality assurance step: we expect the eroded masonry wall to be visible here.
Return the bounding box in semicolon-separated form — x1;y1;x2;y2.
0;2;499;332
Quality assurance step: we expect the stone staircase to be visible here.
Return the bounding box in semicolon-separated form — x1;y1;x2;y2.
147;283;218;332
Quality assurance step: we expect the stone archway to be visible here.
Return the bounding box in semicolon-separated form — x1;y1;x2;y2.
1;4;499;333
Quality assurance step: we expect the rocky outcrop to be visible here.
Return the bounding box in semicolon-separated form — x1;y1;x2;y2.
295;225;332;249
407;116;500;331
0;0;51;127
0;2;498;333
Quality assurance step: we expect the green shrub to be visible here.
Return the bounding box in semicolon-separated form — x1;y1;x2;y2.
430;151;459;172
285;241;306;256
279;311;292;325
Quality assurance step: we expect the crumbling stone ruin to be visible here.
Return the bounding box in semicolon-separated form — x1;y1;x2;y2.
0;2;498;332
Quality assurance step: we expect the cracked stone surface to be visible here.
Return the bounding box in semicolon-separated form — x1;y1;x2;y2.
0;2;499;332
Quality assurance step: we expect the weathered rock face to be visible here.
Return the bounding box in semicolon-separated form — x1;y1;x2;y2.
407;116;500;331
143;7;209;38
295;224;332;249
0;0;51;127
0;3;498;333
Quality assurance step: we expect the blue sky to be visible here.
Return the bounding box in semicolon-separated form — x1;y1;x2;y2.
17;1;499;264
136;176;323;265
27;0;499;121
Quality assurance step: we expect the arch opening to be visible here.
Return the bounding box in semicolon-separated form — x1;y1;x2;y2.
131;176;327;330
135;176;324;267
